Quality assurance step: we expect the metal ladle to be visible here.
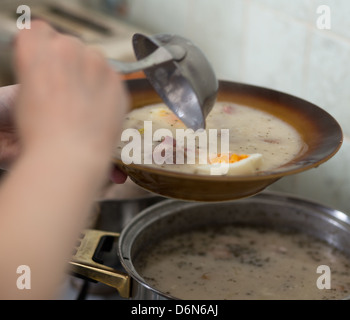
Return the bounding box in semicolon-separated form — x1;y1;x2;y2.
0;33;218;130
111;33;218;130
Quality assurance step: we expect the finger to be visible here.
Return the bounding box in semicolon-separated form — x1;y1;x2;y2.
0;85;19;111
15;19;57;48
14;20;58;76
0;132;20;170
110;166;127;184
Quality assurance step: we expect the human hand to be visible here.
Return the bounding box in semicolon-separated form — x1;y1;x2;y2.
0;85;19;170
5;21;129;182
0;84;127;182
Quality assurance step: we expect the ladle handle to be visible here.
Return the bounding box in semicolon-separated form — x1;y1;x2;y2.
0;31;185;76
108;45;185;74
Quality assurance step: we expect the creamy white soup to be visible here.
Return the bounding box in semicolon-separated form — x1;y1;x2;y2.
135;226;350;300
115;102;306;175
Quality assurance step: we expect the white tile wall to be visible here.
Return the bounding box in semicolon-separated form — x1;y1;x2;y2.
127;0;189;35
242;2;308;98
253;0;313;22
303;29;350;137
185;0;245;81
313;0;350;40
125;0;350;214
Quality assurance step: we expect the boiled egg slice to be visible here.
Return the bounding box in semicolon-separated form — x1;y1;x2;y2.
196;153;263;176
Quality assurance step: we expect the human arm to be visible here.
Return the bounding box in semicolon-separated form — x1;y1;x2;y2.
0;21;129;299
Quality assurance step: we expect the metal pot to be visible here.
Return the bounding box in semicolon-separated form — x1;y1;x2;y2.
70;191;350;300
95;194;166;233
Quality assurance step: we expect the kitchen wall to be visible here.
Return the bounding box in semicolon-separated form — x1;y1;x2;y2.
123;0;350;214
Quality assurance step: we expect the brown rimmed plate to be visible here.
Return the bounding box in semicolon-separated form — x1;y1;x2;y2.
113;79;343;201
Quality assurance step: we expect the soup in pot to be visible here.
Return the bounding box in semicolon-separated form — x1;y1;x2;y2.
135;225;350;300
115;102;306;175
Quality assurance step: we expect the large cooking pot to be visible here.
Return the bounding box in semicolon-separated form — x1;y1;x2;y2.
70;191;350;300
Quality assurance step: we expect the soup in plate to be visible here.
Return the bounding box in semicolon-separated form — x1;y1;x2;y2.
115;102;306;175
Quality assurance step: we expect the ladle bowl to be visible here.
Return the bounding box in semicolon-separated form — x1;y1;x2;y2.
131;33;218;130
109;33;218;130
